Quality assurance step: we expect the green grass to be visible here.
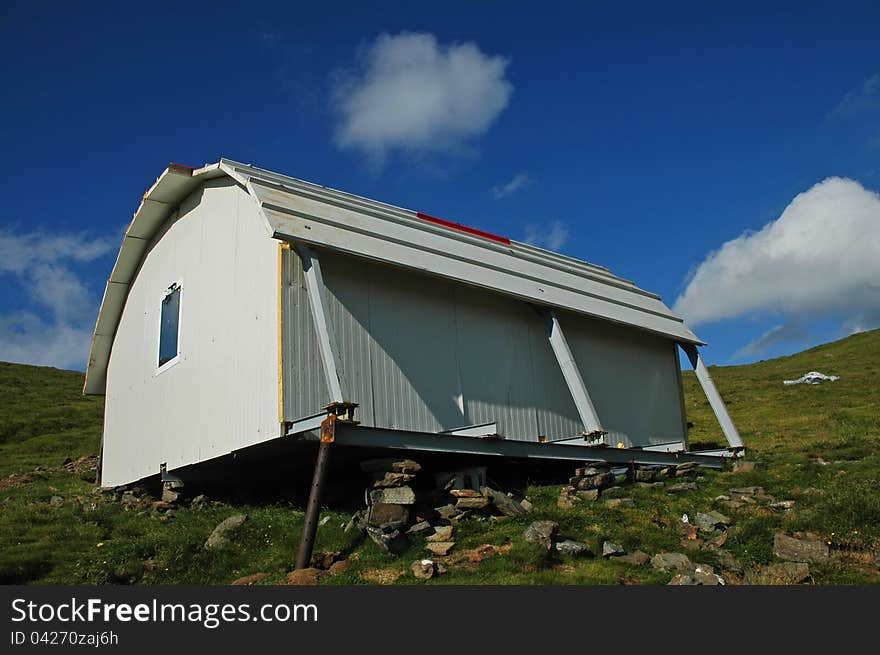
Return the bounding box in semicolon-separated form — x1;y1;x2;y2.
1;330;878;585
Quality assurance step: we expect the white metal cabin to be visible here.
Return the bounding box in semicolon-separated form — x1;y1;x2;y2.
85;159;742;488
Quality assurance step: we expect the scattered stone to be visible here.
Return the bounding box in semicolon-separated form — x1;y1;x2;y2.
523;520;559;551
745;562;811;585
455;496;490;510
710;548;743;576
366;527;409;555
407;521;432;535
635;469;657;483
604;498;635;509
367;503;410;529
675;462;698;477
695;511;730;533
49;496;64;508
732;460;765;473
651;552;694;574
769;500;796;511
669;482;697;493
161;487;179;503
190;494;208;507
327;560;351;576
773;532;829;563
576;472;615;490
231;573;268;586
151;500;175;512
576;465;610;476
635;481;665;489
435;504;457;520
668;573;697;585
557;492;577;509
575;489;600;501
360;568;403;585
369;486;416;505
371;472;416;488
602;486;629;498
426;541;455;556
483;487;527;516
467;543;512;563
360;458;421;474
427;525;454;542
556;540;591;557
692;564;724;585
286;568;323;585
616;551;650;567
450;489;483;498
730;486;764;497
411;559;436;580
519;499;534;513
205;514;247;550
602;541;625;558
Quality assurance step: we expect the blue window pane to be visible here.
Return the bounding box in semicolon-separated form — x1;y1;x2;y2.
159;286;180;366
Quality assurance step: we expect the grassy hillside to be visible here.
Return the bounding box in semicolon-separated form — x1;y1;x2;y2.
1;330;878;585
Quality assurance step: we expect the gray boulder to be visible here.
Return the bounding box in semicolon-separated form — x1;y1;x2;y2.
205;514;247;550
523;521;559;551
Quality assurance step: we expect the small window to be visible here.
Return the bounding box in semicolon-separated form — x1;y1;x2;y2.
158;283;181;367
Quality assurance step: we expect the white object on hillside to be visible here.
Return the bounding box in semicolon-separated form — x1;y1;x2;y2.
783;371;840;386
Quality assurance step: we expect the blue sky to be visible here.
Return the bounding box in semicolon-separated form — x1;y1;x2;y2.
1;1;879;371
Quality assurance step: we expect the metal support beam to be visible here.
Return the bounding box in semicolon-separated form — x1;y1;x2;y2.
294;414;337;570
541;308;604;436
681;344;744;450
441;422;498;437
295;423;727;468
296;243;345;404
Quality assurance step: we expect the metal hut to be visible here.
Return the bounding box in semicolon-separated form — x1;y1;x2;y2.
85;159;742;489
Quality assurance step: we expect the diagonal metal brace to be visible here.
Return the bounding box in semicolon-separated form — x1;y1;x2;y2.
681;344;744;450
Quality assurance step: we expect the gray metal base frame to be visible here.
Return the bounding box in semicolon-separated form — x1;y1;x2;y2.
293;423;730;468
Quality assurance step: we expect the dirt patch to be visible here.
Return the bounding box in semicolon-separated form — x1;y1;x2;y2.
360;568;403;585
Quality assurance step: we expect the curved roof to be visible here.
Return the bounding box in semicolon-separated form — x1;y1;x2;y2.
84;159;702;395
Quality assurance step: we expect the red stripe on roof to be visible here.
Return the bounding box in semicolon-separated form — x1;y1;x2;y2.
416;212;510;245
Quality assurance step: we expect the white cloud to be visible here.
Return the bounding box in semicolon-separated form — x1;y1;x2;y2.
830;72;880;118
673;177;880;333
333;32;513;164
492;172;532;199
524;220;569;252
0;228;117;370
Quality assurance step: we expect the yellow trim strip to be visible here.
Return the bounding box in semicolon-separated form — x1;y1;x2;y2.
277;242;290;424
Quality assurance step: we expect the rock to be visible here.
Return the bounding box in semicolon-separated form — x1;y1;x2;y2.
769;500;796;511
427;525;454;542
435;504;457;520
371;472;416;488
575;489;600;501
732;460;764;473
161;487;179;503
692;564;724;585
49;496;64;508
556;540;591;556
467;543;512;563
483;487;527;516
745;562;811;585
519;499;534;512
576;472;615;490
360;458;421;474
651;552;694;573
604;498;635;509
366;527;409;555
616;551;650;567
602;541;625;558
450;489;483;498
369;486;416;505
407;521;432;534
455;496;490;510
231;573;268;586
668;482;697;493
523;520;559;551
426;541;455;556
367;503;410;529
634;469;656;482
204;514;247;550
151;500;175;512
773;532;829;563
695;511;730;533
602;486;629;498
286;568;323;585
557;492;577;509
730;486;764;497
327;560;351;576
874;553;880;570
190;494;208;507
411;559;436;580
675;462;698;477
668;573;697;585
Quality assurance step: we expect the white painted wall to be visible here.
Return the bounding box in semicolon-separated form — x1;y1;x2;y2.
101;178;279;487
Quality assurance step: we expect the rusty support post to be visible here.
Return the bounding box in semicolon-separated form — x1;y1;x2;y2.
294;412;345;570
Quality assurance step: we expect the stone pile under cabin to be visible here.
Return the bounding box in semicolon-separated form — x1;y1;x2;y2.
85;159;743;492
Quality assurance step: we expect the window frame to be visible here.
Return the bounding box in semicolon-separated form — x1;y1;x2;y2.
155;280;183;375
